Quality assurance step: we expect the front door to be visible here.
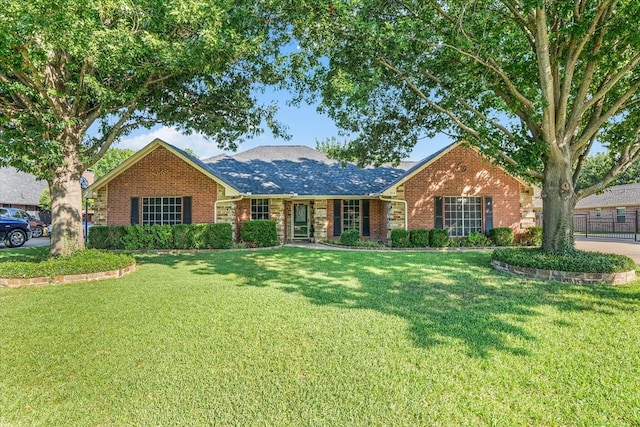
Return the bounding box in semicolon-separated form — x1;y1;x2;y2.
293;203;309;239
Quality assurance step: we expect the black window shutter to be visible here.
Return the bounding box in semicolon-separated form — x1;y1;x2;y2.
434;196;443;229
130;197;139;225
333;199;342;236
484;196;493;235
183;196;192;224
362;199;370;236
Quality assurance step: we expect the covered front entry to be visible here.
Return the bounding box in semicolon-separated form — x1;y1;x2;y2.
292;202;310;240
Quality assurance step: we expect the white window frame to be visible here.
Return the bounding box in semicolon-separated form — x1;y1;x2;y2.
251;199;270;220
342;200;360;232
142;197;182;226
444;196;483;237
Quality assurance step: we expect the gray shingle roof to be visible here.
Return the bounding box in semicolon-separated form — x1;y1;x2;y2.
201;145;408;196
0;167;48;206
575;182;640;209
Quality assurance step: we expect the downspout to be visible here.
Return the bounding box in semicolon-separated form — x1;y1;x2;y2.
214;195;244;224
376;195;408;231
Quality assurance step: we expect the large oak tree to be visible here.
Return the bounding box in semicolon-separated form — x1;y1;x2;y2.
0;0;288;256
287;0;640;253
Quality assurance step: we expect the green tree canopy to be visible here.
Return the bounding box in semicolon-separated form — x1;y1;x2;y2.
577;152;640;189
92;148;136;179
287;0;640;253
0;0;289;256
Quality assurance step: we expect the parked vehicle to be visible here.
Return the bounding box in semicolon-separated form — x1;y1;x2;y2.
0;216;32;247
0;207;48;238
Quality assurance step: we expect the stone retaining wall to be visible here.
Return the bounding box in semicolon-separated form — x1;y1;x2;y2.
491;260;636;285
0;265;136;289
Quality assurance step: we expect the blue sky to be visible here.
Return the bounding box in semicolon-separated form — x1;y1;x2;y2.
115;90;455;162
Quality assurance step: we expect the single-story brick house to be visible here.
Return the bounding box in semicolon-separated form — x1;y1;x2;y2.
573;182;640;227
86;138;536;243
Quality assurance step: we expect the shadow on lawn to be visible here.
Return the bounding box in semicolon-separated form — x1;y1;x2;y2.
139;248;640;358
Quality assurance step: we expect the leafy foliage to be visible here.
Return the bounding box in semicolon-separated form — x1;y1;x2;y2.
88;223;232;250
240;220;278;248
390;229;410;248
0;249;134;279
464;231;492;247
38;188;51;211
577;153;640;190
492;249;636;274
409;229;430;247
0;1;291;256
92;148;136;179
522;226;543;247
490;228;515;247
287;1;640;253
429;229;450;248
339;229;361;246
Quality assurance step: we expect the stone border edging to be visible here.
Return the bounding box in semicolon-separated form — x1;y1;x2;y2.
0;264;136;289
491;260;636;285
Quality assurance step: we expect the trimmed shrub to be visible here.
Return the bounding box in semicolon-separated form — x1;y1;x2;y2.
88;225;127;250
490;227;514;246
429;229;450;247
464;231;492;247
523;226;543;247
150;225;174;249
172;224;192;249
391;229;410;248
340;229;360;246
409;229;430;247
188;223;233;249
120;224;153;250
241;220;278;247
492;248;635;274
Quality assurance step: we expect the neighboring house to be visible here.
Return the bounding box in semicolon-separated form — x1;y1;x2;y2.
86;138;536;243
0;167;48;215
573;182;640;227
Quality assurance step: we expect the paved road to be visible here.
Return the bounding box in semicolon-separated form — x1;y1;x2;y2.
575;237;640;264
0;236;51;249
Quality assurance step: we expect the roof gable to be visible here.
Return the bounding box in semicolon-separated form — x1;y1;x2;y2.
85;139;240;197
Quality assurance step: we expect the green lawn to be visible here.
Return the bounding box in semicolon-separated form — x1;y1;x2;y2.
1;247;639;426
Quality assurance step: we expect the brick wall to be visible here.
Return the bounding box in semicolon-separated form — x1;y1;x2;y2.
104;147;218;225
402;145;523;234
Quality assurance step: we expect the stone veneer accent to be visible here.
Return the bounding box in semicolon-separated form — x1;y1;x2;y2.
491;260;636;285
270;198;286;244
313;199;328;241
0;264;136;288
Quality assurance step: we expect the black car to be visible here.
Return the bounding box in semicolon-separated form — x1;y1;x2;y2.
0;207;47;238
0;215;32;248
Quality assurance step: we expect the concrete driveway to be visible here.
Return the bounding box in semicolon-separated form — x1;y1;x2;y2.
575;237;640;264
0;236;50;249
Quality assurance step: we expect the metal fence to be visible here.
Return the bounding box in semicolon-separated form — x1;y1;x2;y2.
573;211;639;241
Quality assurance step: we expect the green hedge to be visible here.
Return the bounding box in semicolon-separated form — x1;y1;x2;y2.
88;223;233;250
391;229;410;248
429;229;450;247
340;229;360;246
409;229;430;247
492;248;636;274
240;220;278;248
523;226;543;246
490;227;514;246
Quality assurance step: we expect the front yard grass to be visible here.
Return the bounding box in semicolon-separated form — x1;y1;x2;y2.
1;247;639;425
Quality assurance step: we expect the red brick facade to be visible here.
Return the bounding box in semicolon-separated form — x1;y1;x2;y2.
95;141;529;242
402;145;522;232
105;147;218;225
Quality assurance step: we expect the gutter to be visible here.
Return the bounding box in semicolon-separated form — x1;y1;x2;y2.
214;195;245;223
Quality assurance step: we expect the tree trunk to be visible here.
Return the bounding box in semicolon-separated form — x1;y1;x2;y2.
48;147;85;257
541;154;578;254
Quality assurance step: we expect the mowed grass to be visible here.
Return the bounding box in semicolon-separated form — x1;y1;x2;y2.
1;247;639;426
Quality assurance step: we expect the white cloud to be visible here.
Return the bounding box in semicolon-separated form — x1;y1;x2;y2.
114;127;226;159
